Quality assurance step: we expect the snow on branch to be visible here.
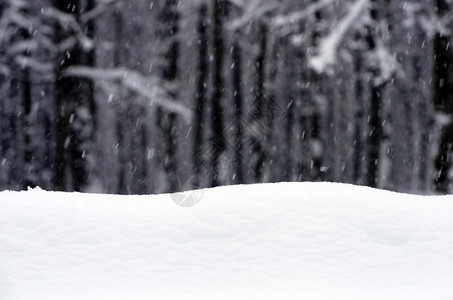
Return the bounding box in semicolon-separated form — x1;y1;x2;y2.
65;67;193;120
227;0;278;30
368;43;397;86
309;0;368;74
437;13;453;36
0;64;9;76
14;55;53;73
272;0;335;27
80;0;124;24
40;7;93;51
40;7;79;32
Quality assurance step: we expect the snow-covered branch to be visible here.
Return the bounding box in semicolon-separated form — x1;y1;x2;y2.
40;7;94;51
40;7;80;32
65;67;193;120
366;43;397;86
14;55;53;73
437;13;453;36
227;0;278;30
0;64;9;76
80;0;124;24
7;40;39;55
309;0;368;74
272;0;335;27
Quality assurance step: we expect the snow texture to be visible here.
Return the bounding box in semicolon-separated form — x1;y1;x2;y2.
0;182;452;300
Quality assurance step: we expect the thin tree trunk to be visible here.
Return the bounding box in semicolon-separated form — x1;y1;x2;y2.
365;0;385;188
113;8;127;194
210;0;226;187
352;35;364;184
22;63;33;188
85;0;97;186
413;53;430;192
19;7;35;189
192;3;208;188
309;4;324;181
157;0;180;192
53;0;90;192
231;33;244;184
433;0;453;192
249;21;267;183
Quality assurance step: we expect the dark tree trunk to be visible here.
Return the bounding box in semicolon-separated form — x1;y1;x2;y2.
157;0;179;192
365;0;385;188
310;110;323;181
54;0;92;192
86;0;97;139
413;52;431;192
433;0;453;113
84;0;97;184
309;5;324;182
285;96;295;181
4;72;21;188
193;3;208;188
0;74;7;188
297;115;310;181
17;7;35;189
267;40;281;183
69;25;90;191
433;0;453;192
249;22;268;183
21;55;33;189
113;8;127;194
138;124;149;193
352;40;364;184
130;114;149;194
161;111;178;192
209;0;227;187
53;0;76;191
231;33;244;184
283;41;297;181
434;121;453;193
367;83;383;188
296;39;311;182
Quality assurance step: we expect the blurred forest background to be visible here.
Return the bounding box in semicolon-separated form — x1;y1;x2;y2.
0;0;452;194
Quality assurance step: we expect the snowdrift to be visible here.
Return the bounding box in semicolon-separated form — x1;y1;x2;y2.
0;182;452;300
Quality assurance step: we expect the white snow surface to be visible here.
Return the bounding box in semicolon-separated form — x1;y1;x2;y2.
1;182;452;300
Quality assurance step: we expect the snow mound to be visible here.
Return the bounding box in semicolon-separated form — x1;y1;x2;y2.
0;182;452;300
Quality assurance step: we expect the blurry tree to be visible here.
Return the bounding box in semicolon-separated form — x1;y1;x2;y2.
113;6;127;194
230;22;244;184
210;0;227;187
156;0;180;192
0;0;449;195
248;21;268;183
364;0;390;188
53;0;96;192
192;3;209;188
433;0;453;192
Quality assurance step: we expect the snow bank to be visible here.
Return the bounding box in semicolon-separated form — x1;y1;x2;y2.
0;182;452;300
